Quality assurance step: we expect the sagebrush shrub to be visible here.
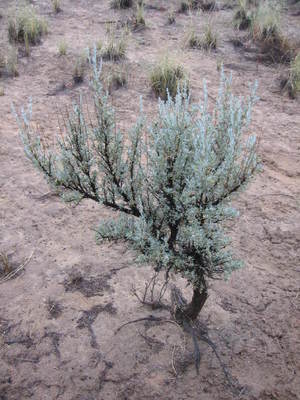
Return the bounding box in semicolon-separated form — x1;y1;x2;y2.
150;57;189;100
8;6;47;45
16;51;259;321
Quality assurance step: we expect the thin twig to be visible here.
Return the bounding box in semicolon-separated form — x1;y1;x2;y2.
171;344;178;377
0;251;34;284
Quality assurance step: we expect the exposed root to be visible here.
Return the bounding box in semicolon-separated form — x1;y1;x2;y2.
116;284;241;392
115;315;179;335
131;271;170;311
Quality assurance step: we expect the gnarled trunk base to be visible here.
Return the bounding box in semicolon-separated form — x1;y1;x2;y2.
174;287;208;322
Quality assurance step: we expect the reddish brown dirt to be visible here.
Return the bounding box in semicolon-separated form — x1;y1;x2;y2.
0;1;299;399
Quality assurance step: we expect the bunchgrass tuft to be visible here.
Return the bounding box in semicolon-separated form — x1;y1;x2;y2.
106;63;128;92
179;1;190;13
58;40;67;56
251;1;293;63
185;22;217;50
111;0;133;8
52;0;62;13
101;25;127;61
133;1;146;29
0;47;19;77
281;54;300;98
180;0;216;11
167;10;176;25
233;0;253;30
202;22;217;50
150;57;189;100
8;5;48;46
73;56;86;84
185;25;202;49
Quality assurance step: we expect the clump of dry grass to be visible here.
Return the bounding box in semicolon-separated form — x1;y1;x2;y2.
202;22;217;50
101;25;127;61
180;0;216;11
132;1;146;29
0;47;19;77
111;0;133;8
73;56;86;84
251;1;294;63
281;54;300;98
179;1;190;13
233;0;253;30
58;40;67;56
167;10;176;24
105;63;128;92
185;26;202;49
8;5;48;45
52;0;62;13
150;56;189;100
0;253;12;277
185;22;217;50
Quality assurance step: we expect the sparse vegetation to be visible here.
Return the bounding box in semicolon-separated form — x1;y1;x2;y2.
233;0;253;30
111;0;133;8
185;26;202;49
289;54;300;97
167;10;176;25
132;1;146;29
8;5;48;45
101;25;127;61
73;56;86;84
179;1;190;12
58;40;67;56
0;47;19;77
106;64;128;92
180;0;217;11
202;22;217;50
251;1;294;63
52;0;62;13
185;22;217;50
281;54;300;98
150;56;189;100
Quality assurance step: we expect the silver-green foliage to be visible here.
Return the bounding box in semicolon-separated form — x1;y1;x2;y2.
16;51;258;291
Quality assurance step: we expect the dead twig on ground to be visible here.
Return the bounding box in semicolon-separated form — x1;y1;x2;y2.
0;250;34;284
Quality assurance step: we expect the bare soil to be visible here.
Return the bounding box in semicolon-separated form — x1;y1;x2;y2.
0;1;299;399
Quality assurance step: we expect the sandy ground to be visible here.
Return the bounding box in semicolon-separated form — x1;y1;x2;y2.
0;1;300;399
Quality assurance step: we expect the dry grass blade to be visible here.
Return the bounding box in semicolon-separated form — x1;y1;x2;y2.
0;250;34;284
